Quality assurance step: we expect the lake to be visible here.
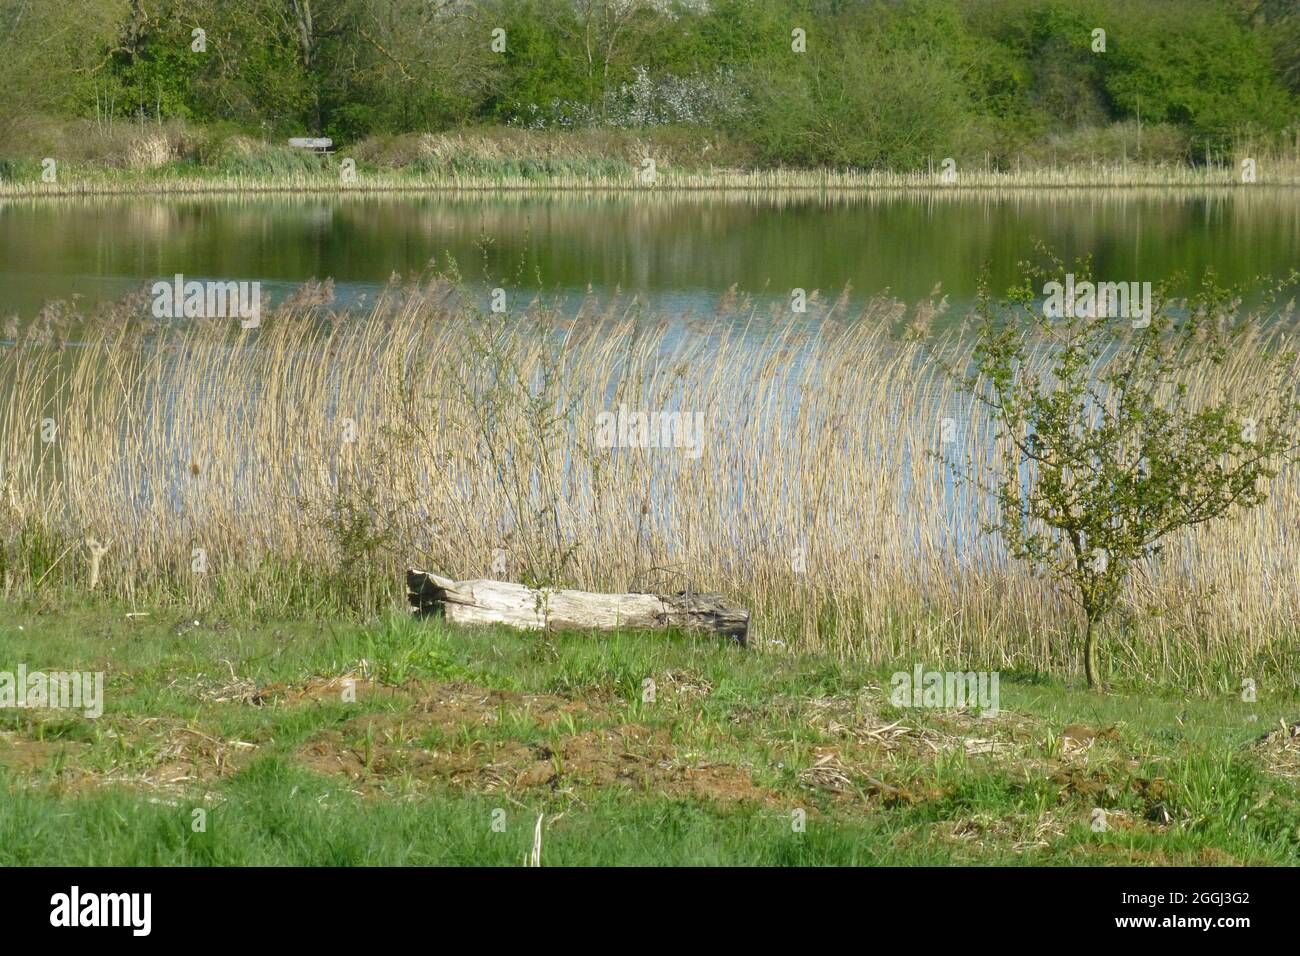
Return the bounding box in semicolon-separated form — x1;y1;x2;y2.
2;188;1297;319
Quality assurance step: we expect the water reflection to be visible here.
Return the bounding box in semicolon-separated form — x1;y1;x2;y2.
2;188;1296;318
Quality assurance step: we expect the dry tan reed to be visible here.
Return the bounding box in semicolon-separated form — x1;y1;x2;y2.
2;283;1298;691
3;158;1300;198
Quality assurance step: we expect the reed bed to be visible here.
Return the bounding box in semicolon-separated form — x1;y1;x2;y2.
3;158;1299;197
2;284;1298;692
6;183;1297;214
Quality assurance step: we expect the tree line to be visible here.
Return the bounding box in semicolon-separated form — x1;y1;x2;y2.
1;0;1296;168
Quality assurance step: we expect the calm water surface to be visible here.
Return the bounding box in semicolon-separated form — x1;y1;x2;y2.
1;189;1297;318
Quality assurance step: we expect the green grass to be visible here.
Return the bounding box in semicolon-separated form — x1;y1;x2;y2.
1;597;1297;865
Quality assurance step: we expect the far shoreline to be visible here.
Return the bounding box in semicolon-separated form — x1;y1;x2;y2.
3;166;1299;200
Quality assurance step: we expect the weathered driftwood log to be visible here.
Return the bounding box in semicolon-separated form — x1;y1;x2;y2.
407;568;748;646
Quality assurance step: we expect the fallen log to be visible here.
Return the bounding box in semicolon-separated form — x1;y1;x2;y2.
407;568;748;646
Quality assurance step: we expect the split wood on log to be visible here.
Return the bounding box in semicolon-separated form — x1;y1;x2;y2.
407;568;748;646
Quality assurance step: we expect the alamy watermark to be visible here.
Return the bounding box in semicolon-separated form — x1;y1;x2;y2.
594;404;705;459
1043;273;1152;328
0;666;104;718
890;665;1000;716
50;886;150;936
151;273;262;328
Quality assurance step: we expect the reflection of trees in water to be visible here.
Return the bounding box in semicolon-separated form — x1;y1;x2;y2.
1;189;1297;319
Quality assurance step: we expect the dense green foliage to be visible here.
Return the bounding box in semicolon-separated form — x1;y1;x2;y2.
0;0;1296;168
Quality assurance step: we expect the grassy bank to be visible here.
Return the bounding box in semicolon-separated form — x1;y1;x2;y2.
3;125;1299;195
6;166;1300;197
1;600;1297;865
4;159;1299;197
2;282;1299;693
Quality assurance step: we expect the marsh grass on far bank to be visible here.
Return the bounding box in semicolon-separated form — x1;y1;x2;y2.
3;159;1300;197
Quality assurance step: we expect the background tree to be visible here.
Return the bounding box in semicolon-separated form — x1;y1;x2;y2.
0;0;125;146
738;10;970;169
348;0;494;135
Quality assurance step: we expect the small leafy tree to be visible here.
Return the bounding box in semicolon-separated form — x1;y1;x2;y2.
952;256;1298;688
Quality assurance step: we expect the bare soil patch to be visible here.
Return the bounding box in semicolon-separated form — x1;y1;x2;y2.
294;679;772;806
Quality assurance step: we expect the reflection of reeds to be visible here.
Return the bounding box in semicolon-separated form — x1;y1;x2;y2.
2;159;1299;197
2;284;1298;691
